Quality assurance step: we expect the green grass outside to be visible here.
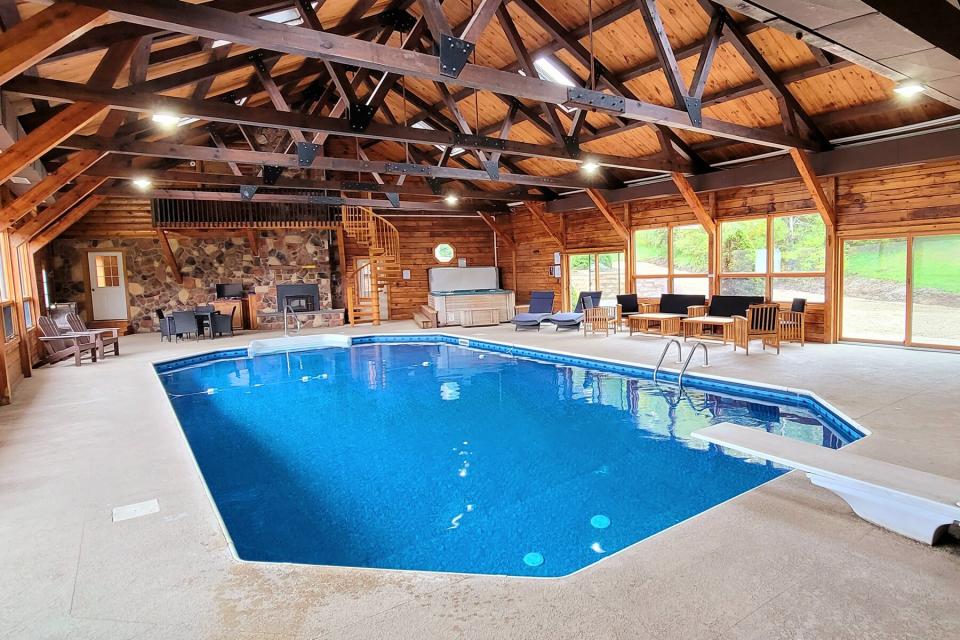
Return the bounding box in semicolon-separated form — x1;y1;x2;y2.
845;236;960;293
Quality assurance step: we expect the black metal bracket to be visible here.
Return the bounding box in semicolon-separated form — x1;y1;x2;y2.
342;181;383;192
561;135;581;159
261;165;284;185
295;141;320;167
348;102;376;132
239;185;258;201
378;8;417;32
481;160;500;181
384;192;401;208
384;162;432;175
426;177;444;195
247;52;269;73
308;195;345;206
564;88;625;113
683;95;703;127
439;34;474;79
452;132;504;150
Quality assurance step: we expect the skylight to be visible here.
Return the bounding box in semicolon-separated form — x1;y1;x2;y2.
530;58;577;113
412;121;465;156
212;3;317;48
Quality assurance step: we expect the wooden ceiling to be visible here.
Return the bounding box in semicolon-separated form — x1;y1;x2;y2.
0;0;956;240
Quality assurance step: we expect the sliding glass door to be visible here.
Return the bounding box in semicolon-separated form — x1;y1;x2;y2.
567;252;625;307
840;233;960;348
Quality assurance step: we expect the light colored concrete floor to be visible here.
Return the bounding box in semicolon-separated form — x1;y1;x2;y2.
1;322;959;640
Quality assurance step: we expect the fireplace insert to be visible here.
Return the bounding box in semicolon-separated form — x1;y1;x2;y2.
284;294;315;312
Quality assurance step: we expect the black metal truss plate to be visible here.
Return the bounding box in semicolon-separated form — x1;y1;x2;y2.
425;177;444;195
342;181;384;192
261;165;284;185
378;8;417;32
384;192;401;208
439;34;475;79
481;160;500;181
239;185;258;201
295;141;320;167
561;135;581;159
384;162;432;175
683;95;703;127
348;102;376;132
564;88;625;113
452;132;504;150
308;195;345;206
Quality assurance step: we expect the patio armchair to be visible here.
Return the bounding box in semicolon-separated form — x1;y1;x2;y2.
171;311;200;341
156;309;175;342
212;307;236;338
583;305;614;336
733;303;782;355
66;313;119;358
36;316;98;366
780;298;807;346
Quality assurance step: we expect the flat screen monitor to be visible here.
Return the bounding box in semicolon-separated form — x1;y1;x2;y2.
216;283;243;299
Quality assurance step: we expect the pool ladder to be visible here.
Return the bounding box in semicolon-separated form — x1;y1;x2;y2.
283;304;303;337
653;339;709;386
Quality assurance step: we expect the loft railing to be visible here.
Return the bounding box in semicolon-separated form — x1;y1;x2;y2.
151;197;342;228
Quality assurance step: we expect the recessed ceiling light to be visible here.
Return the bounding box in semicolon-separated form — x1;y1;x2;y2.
444;194;460;205
151;112;180;127
581;160;601;173
894;82;925;97
133;177;152;190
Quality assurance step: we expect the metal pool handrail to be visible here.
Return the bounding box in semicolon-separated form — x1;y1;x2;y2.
678;341;709;387
283;304;302;337
653;339;683;382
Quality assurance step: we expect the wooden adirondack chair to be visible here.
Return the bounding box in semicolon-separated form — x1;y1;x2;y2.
37;316;99;366
66;313;120;358
733;303;782;355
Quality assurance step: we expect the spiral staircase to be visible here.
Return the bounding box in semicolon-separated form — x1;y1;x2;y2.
341;206;401;325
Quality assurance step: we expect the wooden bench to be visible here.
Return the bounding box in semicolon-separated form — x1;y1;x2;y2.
692;423;960;545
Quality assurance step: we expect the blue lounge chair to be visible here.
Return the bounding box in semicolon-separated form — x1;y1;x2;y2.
547;291;602;331
511;291;556;330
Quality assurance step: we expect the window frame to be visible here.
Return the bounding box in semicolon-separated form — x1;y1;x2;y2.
632;222;710;297
432;242;456;264
718;212;827;303
0;232;19;343
565;250;626;308
16;243;36;330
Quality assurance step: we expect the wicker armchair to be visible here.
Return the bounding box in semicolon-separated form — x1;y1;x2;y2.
733;303;782;355
780;298;806;346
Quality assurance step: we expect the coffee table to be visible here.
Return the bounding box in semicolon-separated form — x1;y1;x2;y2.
682;316;734;344
628;313;682;336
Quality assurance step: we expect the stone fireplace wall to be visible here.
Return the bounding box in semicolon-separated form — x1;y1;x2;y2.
50;230;336;333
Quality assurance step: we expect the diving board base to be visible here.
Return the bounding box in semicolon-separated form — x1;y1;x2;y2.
807;473;956;545
692;423;960;546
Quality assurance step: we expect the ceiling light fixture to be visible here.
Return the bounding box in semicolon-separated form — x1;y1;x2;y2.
444;194;460;205
581;159;601;173
132;177;153;190
151;112;180;127
894;81;925;97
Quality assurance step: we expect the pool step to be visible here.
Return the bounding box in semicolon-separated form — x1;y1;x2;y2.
412;305;438;329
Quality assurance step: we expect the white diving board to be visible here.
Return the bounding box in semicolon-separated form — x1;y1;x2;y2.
692;423;960;545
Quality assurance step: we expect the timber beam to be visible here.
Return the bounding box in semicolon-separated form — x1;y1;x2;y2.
50;0;816;150
789;148;836;227
585;189;630;240
477;211;516;250
670;172;716;235
523;201;563;247
156;229;183;284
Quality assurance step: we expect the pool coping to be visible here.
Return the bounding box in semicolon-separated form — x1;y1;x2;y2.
150;331;872;580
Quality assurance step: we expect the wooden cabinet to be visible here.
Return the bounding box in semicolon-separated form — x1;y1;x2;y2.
213;297;257;330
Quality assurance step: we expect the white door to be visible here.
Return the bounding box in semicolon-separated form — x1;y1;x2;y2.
87;251;128;320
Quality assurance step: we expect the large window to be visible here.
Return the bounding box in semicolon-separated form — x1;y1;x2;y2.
0;233;16;342
719;214;826;302
634;224;709;296
841;233;960;348
568;252;624;306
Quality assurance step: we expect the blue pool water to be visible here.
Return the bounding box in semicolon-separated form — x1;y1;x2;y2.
157;339;862;577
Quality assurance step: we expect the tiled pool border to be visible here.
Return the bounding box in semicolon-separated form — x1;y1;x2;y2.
153;332;867;444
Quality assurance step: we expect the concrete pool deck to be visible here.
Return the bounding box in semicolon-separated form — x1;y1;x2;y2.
1;323;958;639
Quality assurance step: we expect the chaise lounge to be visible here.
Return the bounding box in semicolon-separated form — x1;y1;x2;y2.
629;293;706;337
547;291;601;331
511;291;556;331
